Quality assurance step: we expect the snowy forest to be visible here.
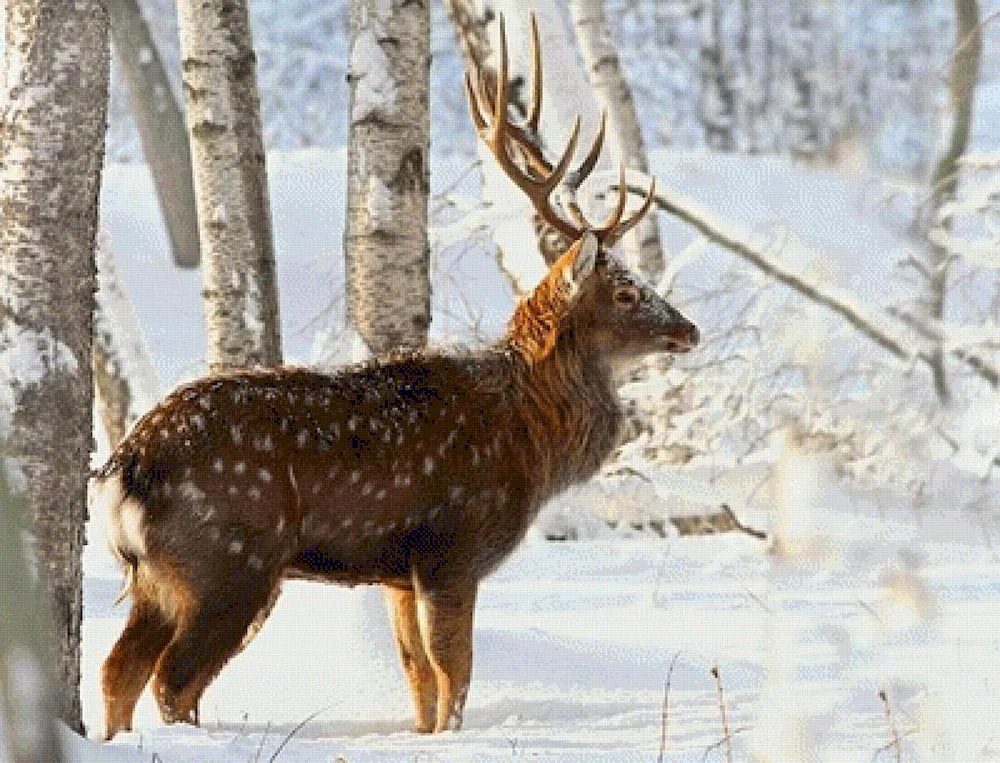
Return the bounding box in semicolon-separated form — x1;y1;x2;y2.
2;0;1000;760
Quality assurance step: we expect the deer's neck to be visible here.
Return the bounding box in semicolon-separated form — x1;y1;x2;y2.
503;336;622;493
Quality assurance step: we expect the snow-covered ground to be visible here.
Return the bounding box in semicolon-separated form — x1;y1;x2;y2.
49;148;998;762
81;471;1000;762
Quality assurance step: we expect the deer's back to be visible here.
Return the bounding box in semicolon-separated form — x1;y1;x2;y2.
102;355;559;588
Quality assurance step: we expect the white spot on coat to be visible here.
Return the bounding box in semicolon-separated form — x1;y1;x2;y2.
258;468;272;483
229;540;243;555
423;457;435;475
248;486;261;501
248;554;264;571
212;458;225;473
349;470;361;484
234;461;246;475
297;429;310;448
231;425;242;444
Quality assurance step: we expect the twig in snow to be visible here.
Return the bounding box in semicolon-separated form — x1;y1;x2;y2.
858;598;884;625
252;721;273;763
710;665;734;763
657;651;681;763
878;688;901;763
700;726;749;763
873;730;916;762
720;504;767;540
268;703;336;762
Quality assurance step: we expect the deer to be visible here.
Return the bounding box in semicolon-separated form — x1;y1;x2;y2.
94;15;699;740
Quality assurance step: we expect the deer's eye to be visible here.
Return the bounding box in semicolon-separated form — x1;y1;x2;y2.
613;285;641;309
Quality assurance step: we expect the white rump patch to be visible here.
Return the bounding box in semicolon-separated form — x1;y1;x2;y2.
92;474;147;558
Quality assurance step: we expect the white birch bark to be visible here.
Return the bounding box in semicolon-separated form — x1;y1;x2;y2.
0;0;109;734
110;0;201;269
697;0;737;152
344;0;431;355
93;235;161;447
919;0;982;402
783;1;821;159
177;0;282;373
568;0;666;281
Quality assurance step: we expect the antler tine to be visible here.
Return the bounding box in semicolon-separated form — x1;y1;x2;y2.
566;110;606;192
593;164;629;240
491;14;511;145
473;14;584;243
603;177;658;247
464;71;488;133
540;116;580;194
526;15;542;132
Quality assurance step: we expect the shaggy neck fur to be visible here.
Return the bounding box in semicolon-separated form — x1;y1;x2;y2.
503;262;621;495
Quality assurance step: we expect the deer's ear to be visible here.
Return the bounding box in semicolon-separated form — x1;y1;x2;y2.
565;232;599;292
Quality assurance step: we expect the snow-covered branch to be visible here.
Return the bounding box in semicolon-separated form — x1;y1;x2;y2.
622;175;1000;391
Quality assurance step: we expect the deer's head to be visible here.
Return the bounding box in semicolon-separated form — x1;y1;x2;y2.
471;16;698;372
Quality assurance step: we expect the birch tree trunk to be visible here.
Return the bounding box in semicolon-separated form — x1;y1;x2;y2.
111;0;201;269
568;0;666;282
344;0;431;355
93;236;161;447
919;0;981;403
697;0;737;152
784;1;821;159
177;0;282;373
0;0;109;734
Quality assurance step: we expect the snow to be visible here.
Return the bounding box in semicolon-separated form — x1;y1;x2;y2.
78;490;1000;762
348;21;396;123
49;144;1000;761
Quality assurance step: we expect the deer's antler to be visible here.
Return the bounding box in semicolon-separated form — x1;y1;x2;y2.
465;14;655;248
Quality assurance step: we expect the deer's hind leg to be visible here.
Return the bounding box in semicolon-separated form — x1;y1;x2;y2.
102;579;177;740
150;566;278;727
384;585;438;733
413;579;478;732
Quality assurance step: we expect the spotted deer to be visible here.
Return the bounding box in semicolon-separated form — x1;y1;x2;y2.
95;16;698;740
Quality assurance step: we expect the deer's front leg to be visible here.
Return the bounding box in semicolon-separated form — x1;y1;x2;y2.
384;585;438;732
414;579;478;732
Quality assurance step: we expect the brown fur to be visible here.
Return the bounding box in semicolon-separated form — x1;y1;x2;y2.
97;237;698;738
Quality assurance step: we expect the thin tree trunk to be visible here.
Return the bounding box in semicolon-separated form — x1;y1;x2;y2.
177;0;282;373
344;0;431;355
568;0;666;282
0;474;64;763
110;0;201;269
93;236;160;447
921;0;982;403
697;0;737;152
784;1;821;159
0;0;109;734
